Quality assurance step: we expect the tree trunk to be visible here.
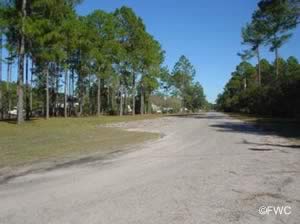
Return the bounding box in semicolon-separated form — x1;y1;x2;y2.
120;85;123;116
7;58;11;119
79;98;83;116
78;74;83;116
110;88;114;113
140;83;144;115
120;97;123;116
70;69;74;116
257;46;261;86
88;74;91;115
64;69;68;118
25;55;30;120
45;67;49;119
132;73;135;115
124;92;127;115
17;0;27;124
68;68;72;116
55;64;59;116
107;86;110;112
0;34;2;120
275;47;279;78
97;77;101;116
147;95;151;114
30;59;33;113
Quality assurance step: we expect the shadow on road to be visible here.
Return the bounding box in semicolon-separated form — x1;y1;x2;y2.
209;121;300;152
168;113;226;120
0;150;123;185
248;148;273;152
170;113;300;141
243;140;300;149
194;112;300;142
210;120;300;140
210;122;262;135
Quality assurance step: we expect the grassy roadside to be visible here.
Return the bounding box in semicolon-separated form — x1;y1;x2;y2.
227;113;300;142
0;115;161;168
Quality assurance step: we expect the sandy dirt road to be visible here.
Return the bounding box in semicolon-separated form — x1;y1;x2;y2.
0;112;299;224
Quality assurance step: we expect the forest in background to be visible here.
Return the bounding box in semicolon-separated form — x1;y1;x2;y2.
217;0;300;118
0;0;207;124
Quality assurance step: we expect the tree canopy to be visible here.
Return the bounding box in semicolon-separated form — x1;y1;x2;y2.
0;1;207;122
217;0;300;118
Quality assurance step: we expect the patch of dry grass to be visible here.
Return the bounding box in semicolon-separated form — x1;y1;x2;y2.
0;115;161;167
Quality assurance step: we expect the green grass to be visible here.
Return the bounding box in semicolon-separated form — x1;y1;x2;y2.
0;115;161;168
227;113;300;142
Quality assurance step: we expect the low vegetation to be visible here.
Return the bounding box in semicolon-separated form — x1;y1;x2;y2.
0;115;160;167
217;58;300;117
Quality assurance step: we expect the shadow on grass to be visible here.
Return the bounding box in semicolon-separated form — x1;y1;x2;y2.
0;118;39;125
0;119;17;125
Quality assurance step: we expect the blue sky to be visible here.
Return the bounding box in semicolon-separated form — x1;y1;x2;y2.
77;0;300;103
2;1;299;103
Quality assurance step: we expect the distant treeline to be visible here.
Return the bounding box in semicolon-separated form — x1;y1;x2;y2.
217;0;300;118
0;1;206;123
216;57;300;117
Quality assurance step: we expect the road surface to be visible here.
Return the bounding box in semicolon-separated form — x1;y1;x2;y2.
0;112;299;224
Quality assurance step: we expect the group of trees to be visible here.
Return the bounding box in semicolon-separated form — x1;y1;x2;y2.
217;0;300;118
0;0;206;124
164;55;206;112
